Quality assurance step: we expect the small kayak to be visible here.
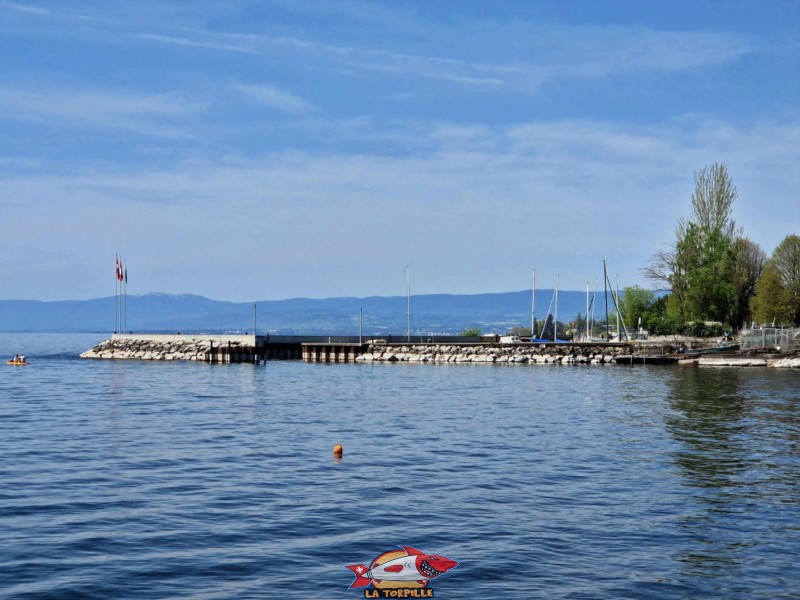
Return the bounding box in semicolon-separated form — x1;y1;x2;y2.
7;361;29;365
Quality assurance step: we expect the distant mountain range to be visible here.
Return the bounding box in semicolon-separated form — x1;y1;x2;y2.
0;290;609;334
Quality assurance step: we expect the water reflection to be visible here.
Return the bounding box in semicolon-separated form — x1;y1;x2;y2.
665;368;753;489
664;367;798;590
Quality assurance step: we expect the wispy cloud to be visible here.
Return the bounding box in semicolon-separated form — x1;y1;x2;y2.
0;2;50;15
548;26;754;77
231;83;316;114
0;86;205;137
131;33;258;55
126;21;754;94
2;3;758;94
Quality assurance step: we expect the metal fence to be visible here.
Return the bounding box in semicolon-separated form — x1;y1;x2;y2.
740;327;800;350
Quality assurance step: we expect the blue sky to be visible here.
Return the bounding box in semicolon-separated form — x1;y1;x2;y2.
1;1;798;301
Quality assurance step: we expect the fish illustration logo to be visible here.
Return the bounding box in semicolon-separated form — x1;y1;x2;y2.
345;546;458;596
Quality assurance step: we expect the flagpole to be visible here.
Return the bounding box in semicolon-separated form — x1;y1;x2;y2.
123;258;128;333
603;259;610;341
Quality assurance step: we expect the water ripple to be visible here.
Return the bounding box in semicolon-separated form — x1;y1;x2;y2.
0;335;798;598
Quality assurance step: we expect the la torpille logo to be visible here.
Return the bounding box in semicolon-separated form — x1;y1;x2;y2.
345;546;458;598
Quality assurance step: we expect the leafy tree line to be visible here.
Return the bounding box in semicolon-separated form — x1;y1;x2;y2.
635;163;798;333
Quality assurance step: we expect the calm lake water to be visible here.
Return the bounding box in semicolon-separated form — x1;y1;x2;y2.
1;333;798;599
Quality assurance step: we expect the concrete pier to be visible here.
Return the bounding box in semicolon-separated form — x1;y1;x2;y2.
301;343;368;363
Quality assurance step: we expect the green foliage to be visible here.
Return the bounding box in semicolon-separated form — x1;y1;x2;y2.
750;263;792;325
459;327;482;337
730;237;767;327
619;286;654;328
773;234;800;324
677;223;736;322
646;317;683;336
646;163;741;325
750;235;800;326
664;293;685;322
645;318;724;337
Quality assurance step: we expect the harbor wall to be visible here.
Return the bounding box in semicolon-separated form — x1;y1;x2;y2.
78;336;800;368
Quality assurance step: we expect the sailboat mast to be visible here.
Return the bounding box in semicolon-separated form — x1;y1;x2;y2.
615;274;620;342
554;273;559;342
592;279;598;339
406;266;411;342
531;268;536;339
585;283;589;342
603;259;609;341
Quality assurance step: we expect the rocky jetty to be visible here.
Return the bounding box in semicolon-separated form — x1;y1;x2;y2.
356;343;634;365
80;338;251;362
771;356;800;368
355;343;800;367
679;355;800;368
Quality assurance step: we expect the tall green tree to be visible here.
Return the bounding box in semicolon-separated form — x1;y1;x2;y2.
730;237;766;327
679;224;736;322
644;162;739;324
772;234;800;324
750;263;792;325
751;235;800;325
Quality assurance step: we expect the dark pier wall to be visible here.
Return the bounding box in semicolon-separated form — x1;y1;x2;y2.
301;343;368;363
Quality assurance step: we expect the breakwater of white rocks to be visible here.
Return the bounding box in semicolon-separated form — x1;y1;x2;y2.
80;337;256;362
688;356;800;368
356;344;634;364
355;344;800;367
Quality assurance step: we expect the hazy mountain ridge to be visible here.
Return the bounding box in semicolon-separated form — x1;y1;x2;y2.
0;290;602;334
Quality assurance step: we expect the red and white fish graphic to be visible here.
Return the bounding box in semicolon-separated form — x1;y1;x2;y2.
345;546;458;588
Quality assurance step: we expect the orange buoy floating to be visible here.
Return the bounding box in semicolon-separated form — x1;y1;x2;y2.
333;443;343;457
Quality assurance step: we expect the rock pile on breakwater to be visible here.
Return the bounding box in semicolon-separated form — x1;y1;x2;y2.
79;338;250;361
686;355;800;368
356;344;634;365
